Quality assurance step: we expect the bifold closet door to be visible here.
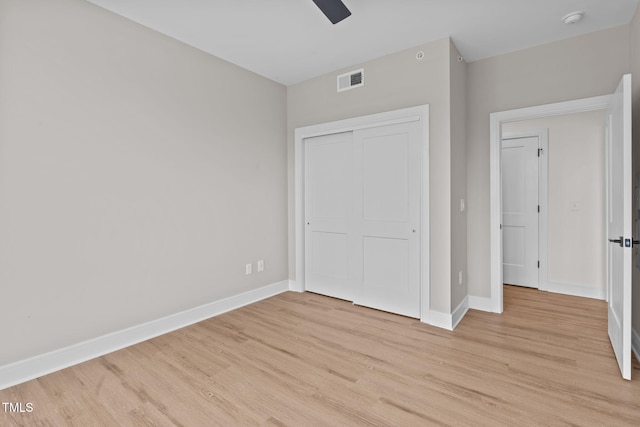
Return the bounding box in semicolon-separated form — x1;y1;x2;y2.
304;132;356;301
304;121;421;318
352;122;421;318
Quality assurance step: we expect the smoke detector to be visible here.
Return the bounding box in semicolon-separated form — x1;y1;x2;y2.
562;11;584;25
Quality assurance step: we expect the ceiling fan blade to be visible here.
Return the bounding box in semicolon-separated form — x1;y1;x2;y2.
312;0;351;24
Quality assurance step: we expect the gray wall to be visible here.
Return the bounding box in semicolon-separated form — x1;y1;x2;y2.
0;0;287;366
2;0;636;370
449;41;468;310
466;25;631;299
287;38;460;313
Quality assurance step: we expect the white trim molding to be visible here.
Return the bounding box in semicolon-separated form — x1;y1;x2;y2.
0;281;289;391
428;310;455;331
468;295;495;313
288;280;304;293
489;94;611;313
427;297;469;331
545;282;606;300
451;296;469;329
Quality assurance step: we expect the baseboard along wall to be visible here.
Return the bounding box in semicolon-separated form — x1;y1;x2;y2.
468;295;495;312
544;281;606;300
468;282;605;318
0;281;290;391
451;296;469;329
426;297;469;331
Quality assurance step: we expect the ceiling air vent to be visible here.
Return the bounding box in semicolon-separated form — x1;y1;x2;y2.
337;68;364;92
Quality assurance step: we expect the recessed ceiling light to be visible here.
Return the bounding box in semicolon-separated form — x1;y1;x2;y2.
562;11;584;25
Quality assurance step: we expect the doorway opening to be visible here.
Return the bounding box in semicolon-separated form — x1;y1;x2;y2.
494;76;633;380
489;95;611;313
500;109;609;301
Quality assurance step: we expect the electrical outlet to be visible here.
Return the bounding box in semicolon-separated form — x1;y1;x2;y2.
257;260;264;272
245;263;252;275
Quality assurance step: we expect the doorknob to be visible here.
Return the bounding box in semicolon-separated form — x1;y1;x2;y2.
609;236;623;247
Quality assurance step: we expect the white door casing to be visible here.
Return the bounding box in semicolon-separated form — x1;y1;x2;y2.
501;135;540;288
605;74;632;380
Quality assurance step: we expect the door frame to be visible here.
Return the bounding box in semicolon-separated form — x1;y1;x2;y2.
501;130;549;291
489;95;610;313
293;105;430;322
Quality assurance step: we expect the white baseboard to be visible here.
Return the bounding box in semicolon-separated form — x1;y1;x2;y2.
451;296;469;329
0;281;289;391
288;279;304;293
425;297;469;331
545;281;606;300
633;328;640;364
427;310;454;331
468;295;495;312
466;283;604;317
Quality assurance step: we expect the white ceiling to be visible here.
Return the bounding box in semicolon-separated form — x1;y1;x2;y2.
86;0;639;85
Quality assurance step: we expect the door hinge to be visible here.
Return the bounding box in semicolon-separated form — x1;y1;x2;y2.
537;205;540;213
537;260;540;268
538;148;543;157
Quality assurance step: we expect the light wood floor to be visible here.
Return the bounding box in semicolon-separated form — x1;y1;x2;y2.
1;285;639;426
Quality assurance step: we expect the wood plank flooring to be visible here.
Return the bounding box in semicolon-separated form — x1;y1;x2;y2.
1;285;639;426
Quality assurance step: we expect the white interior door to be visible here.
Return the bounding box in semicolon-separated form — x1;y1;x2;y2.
304;120;422;318
304;132;355;301
501;136;539;288
352;122;421;318
605;74;632;380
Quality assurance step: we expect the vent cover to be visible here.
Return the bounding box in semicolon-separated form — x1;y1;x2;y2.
337;69;364;92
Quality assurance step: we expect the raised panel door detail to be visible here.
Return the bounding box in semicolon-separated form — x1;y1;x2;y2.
501;146;526;214
307;139;351;219
310;232;348;280
362;132;409;222
362;236;409;293
502;225;525;266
